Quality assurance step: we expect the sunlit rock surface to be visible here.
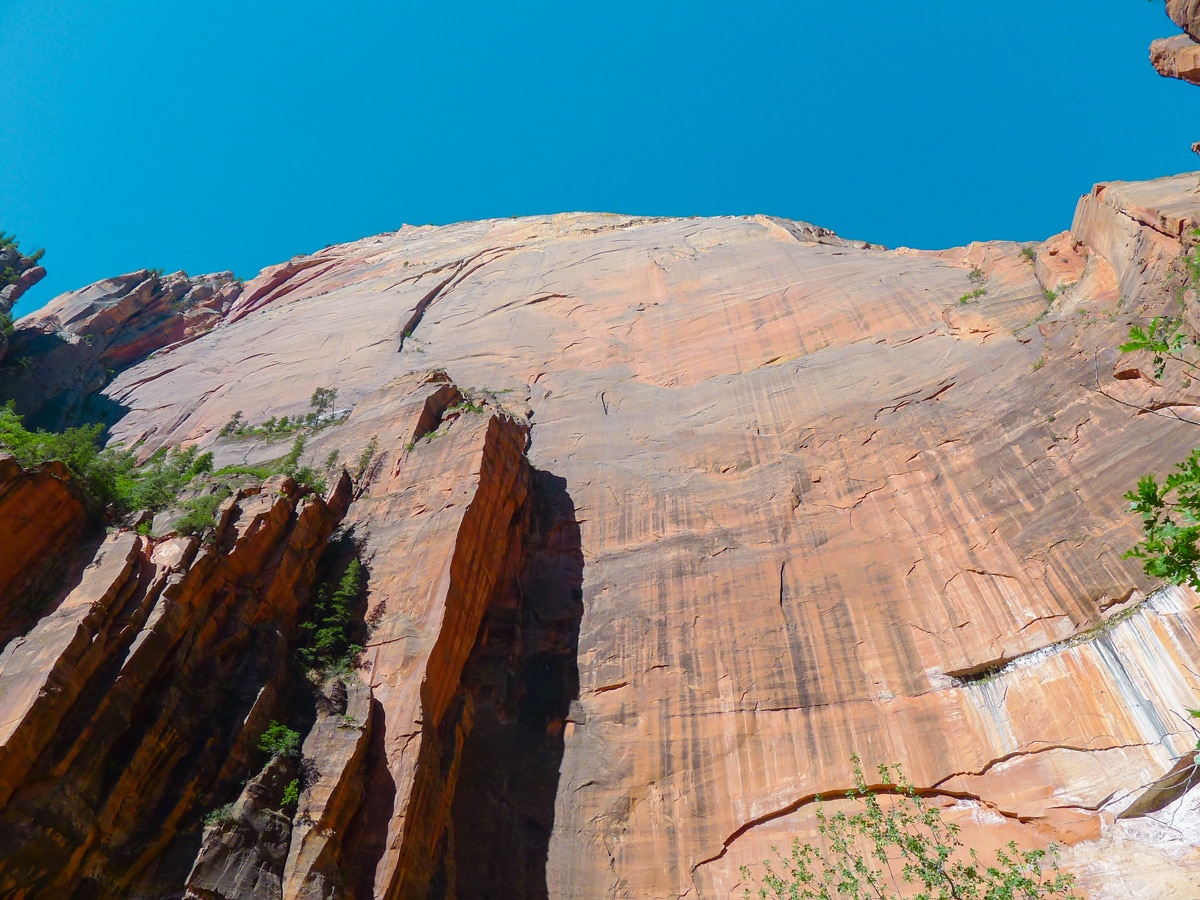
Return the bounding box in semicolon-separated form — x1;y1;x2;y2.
5;166;1200;895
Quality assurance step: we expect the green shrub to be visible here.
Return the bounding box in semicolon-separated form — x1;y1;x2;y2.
281;778;300;811
257;721;301;759
355;436;379;482
310;387;337;416
0;402;221;517
299;558;365;674
216;387;345;440
741;757;1078;900
0;312;13;337
957;288;987;305
174;487;232;537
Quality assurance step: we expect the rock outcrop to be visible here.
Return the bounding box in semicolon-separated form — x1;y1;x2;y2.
0;269;241;430
1151;0;1200;87
6;46;1200;891
0;472;350;897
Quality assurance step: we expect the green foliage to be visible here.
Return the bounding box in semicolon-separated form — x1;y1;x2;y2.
310;386;337;416
1123;450;1200;591
202;803;236;828
118;445;214;513
0;401;228;523
281;778;300;811
0;231;19;251
258;721;301;759
1031;356;1045;372
0;312;13;337
0;401;114;511
174;486;232;537
1119;316;1191;380
958;288;987;305
218;411;244;437
1044;288;1058;302
211;435;325;495
1118;312;1200;592
741;757;1078;900
355;436;379;482
967;267;985;283
299;558;365;675
447;397;486;415
1020;246;1037;265
217;386;346;440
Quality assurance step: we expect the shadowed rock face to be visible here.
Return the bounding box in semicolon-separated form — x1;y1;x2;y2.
8;174;1200;896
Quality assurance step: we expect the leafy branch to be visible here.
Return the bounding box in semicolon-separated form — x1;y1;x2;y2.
742;757;1079;899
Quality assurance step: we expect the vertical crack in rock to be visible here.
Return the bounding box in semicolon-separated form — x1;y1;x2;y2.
334;401;582;899
397;247;516;350
446;468;583;898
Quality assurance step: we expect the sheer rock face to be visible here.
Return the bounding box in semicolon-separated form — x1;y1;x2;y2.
6;174;1200;897
0;455;86;639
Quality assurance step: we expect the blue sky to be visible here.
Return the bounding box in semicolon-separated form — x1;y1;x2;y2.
2;1;1195;315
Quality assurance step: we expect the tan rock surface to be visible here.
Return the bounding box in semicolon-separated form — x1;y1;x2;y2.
11;174;1200;897
1169;0;1200;40
1;268;241;429
35;173;1189;896
1151;33;1200;84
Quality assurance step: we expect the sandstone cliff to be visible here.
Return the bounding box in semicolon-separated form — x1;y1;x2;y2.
1;269;242;431
1;175;1200;897
4;9;1200;895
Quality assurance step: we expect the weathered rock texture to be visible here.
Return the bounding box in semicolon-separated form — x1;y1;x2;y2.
1151;0;1200;86
0;454;87;647
0;269;241;430
7;171;1200;896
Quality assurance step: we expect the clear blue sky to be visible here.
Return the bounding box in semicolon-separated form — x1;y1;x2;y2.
2;1;1195;316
